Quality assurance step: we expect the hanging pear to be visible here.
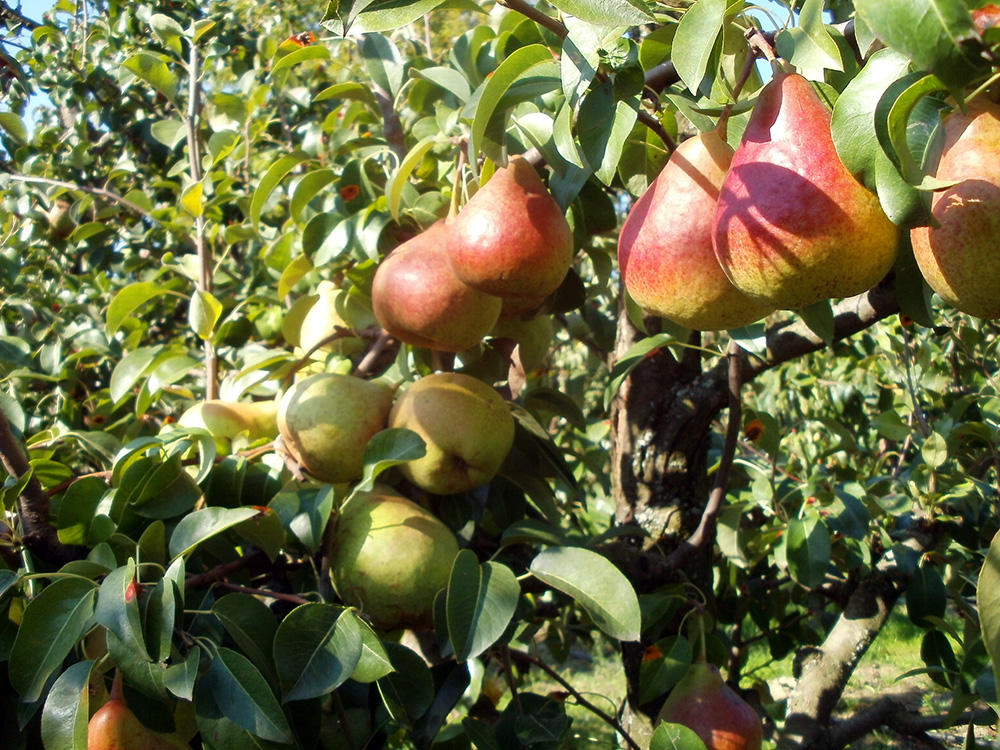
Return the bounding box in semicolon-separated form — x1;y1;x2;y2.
619;129;774;330
447;156;574;301
656;660;763;750
911;99;1000;318
88;671;192;750
713;72;899;310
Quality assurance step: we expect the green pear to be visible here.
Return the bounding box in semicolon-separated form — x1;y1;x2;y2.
88;672;192;750
911;100;1000;318
329;489;459;630
447;156;574;301
656;660;763;750
619;130;774;330
298;281;368;356
177;399;278;442
388;372;514;494
372;221;502;352
713;72;899;310
278;373;394;483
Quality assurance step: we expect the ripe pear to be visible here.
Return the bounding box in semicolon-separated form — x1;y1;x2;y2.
388;372;515;494
713;72;899;310
372;221;503;352
329;490;459;630
618;130;774;330
178;399;278;442
88;672;192;750
656;661;763;750
447;156;574;301
278;373;394;483
911;100;1000;318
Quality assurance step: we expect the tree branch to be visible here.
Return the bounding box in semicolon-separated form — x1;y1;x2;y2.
496;0;567;39
825;698;994;749
779;528;937;749
8;173;155;221
0;1;39;30
372;82;406;162
0;407;84;566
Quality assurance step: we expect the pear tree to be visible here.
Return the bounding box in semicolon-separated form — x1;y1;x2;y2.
1;1;1000;749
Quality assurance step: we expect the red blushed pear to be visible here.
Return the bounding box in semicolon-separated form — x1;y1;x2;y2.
447;156;574;301
911;100;1000;318
656;660;763;750
372;221;502;352
713;72;899;310
618;129;774;330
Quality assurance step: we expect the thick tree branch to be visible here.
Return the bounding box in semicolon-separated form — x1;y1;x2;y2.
0;1;39;30
0;407;84;566
780;529;937;749
826;699;994;749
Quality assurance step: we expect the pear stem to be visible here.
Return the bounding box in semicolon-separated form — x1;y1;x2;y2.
109;669;124;703
447;150;467;221
966;70;1000;108
717;42;762;139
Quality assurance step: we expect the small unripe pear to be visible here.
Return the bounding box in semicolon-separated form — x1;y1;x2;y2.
278;373;394;483
178;399;278;442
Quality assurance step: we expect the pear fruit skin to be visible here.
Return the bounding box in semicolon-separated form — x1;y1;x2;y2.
178;399;278;442
911;101;1000;318
298;280;358;354
389;372;515;495
278;373;394;483
448;156;574;301
88;673;191;750
656;661;763;750
713;72;899;310
372;221;502;352
618;130;774;330
329;490;459;630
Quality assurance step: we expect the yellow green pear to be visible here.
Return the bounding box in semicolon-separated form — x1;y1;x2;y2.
177;399;278;442
329;489;459;630
298;281;371;356
911;99;1000;318
278;373;394;483
388;372;514;494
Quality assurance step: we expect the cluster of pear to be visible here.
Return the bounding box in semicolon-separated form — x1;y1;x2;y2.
371;155;575;351
620;71;900;329
655;659;763;750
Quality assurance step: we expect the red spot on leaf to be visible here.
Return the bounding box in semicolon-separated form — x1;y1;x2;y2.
340;184;360;201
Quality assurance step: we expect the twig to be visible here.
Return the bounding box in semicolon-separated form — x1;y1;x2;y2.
212;581;310;605
636;110;677;153
184;550;266;589
8;174;154;220
507;648;642;750
665;339;742;568
372;82;406;161
498;645;523;716
496;0;567;39
354;330;396;378
0;407;84;565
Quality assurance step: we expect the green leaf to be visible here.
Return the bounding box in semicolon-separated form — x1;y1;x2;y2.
874;71;952;189
121;52;178;102
213;594;279;684
41;659;95;750
671;0;726;97
9;578;97;702
93;561;146;656
447;550;520;660
638;635;692;703
274;604;363;702
106;282;173;336
854;0;986;93
907;563;947;628
271;45;330;75
650;722;709;750
0;112;28;146
180;180;204;218
313;82;376;106
798;299;835;345
290;168;338;222
578;82;639;185
353;428;426;495
376;643;434;727
412;66;473;102
774;0;844;75
784;517;831;589
109;347;161;403
468;45;560;163
979;529;1000;714
234;508;285;563
921;430;949;468
189;290;223;340
350;613;394;682
529;547;641;641
386;136;440;221
603;333;676;409
324;0;449;35
545;0;651;27
164;647;201;701
269;485;335;554
250;151;311;232
361;33;404;97
169;507;260;560
201;648;294;743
